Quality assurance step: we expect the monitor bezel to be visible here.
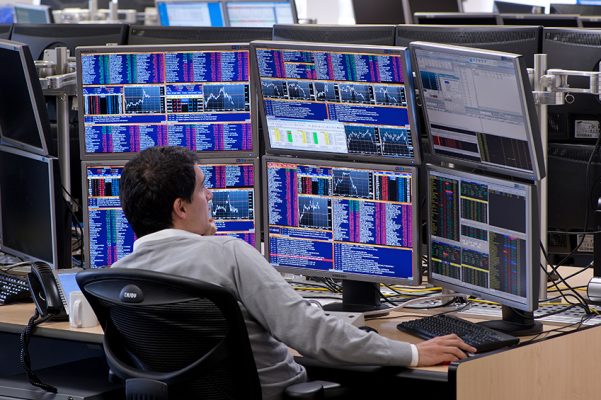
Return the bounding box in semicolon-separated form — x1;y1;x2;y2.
13;4;52;24
156;0;225;26
410;41;545;181
223;0;298;26
76;43;258;161
251;40;422;166
0;145;60;268
81;156;261;268
426;163;540;312
0;39;53;156
262;154;421;286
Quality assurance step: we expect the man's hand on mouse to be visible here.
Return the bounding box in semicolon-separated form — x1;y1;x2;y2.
416;334;477;366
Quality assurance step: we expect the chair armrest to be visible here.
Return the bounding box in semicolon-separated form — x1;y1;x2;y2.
284;380;346;399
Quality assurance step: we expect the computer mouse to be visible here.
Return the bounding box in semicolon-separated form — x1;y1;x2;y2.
358;326;379;334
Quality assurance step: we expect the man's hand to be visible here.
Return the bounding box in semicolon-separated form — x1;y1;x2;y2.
416;334;477;366
204;218;217;236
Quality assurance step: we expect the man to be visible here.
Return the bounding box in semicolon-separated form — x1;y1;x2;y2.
114;146;475;399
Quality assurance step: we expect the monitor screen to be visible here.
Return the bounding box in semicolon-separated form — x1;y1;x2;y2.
273;24;396;46
76;43;255;159
352;0;406;24
14;4;52;24
225;1;295;27
264;156;420;288
157;1;225;27
83;158;260;268
0;146;70;269
0;7;13;24
427;165;539;312
414;13;500;25
500;14;581;27
411;42;544;180
0;40;53;156
252;41;420;164
11;24;128;61
127;25;273;45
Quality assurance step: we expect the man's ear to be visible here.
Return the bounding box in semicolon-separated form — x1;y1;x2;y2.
172;197;187;221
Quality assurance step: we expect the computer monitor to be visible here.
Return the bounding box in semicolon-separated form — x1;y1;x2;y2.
224;0;296;27
0;24;11;39
404;0;463;22
411;42;545;181
77;43;256;159
550;3;601;15
82;157;260;268
493;1;544;14
14;4;52;24
500;13;581;27
115;0;154;12
157;1;225;26
263;156;420;312
272;24;396;46
427;165;540;334
414;13;501;25
352;0;406;24
0;145;70;269
0;39;53;156
578;16;601;27
251;41;420;165
128;25;273;45
10;24;128;61
0;6;13;24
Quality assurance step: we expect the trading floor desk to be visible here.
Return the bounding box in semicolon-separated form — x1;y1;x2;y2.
1;303;600;399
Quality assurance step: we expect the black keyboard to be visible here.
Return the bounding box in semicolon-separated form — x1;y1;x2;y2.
397;314;519;353
0;270;31;305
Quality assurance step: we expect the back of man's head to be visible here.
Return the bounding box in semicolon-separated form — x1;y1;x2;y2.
120;146;198;238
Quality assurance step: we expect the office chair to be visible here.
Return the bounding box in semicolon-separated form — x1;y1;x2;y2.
76;268;344;400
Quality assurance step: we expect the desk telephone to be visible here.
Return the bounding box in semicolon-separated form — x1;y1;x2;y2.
27;262;68;321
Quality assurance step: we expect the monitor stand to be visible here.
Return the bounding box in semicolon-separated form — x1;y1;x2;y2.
478;305;542;336
322;280;390;316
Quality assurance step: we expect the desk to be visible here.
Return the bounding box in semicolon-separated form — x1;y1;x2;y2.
1;304;600;399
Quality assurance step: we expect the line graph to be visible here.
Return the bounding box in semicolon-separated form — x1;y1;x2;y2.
261;80;287;98
124;86;165;114
380;127;413;157
313;82;337;102
374;85;405;106
203;84;248;112
298;196;331;229
212;190;252;220
344;125;379;155
332;169;372;199
338;84;373;104
287;81;313;100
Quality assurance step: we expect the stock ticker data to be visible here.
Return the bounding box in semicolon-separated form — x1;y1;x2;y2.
428;167;533;303
255;45;416;162
79;47;253;156
266;160;417;281
85;161;257;268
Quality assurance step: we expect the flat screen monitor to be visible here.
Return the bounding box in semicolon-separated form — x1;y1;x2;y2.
128;25;273;45
116;0;154;12
352;0;406;24
493;1;544;14
264;156;420;312
0;145;70;269
500;13;581;27
225;0;296;27
83;157;260;268
578;16;601;27
404;0;463;22
427;165;540;333
251;41;420;165
550;3;601;15
40;0;108;10
14;4;52;24
411;41;545;180
0;24;11;39
0;39;53;156
0;6;13;24
414;13;501;25
10;24;127;61
157;1;225;27
76;43;256;159
273;24;396;46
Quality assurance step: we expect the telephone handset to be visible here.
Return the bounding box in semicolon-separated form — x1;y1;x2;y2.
27;262;68;321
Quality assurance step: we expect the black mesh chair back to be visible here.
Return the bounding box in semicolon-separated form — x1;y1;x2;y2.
76;268;262;400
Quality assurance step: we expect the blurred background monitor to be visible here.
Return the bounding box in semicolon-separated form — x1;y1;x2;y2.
550;3;601;15
0;39;53;156
14;4;52;24
500;13;581;27
224;0;297;27
352;0;406;24
115;0;154;12
414;12;501;25
579;16;601;27
128;25;272;44
0;145;70;269
40;0;108;10
493;1;545;14
404;0;463;22
272;24;396;46
10;24;128;60
0;24;11;39
0;6;13;24
156;0;225;26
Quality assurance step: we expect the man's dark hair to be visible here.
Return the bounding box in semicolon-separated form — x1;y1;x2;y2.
120;146;198;237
